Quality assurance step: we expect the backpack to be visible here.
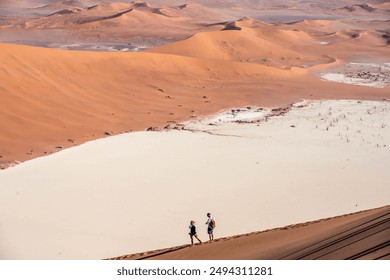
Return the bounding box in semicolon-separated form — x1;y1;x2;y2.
210;219;216;228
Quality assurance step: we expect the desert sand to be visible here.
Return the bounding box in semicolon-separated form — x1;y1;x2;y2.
1;1;389;168
0;100;389;259
0;33;389;168
0;0;389;260
112;205;390;260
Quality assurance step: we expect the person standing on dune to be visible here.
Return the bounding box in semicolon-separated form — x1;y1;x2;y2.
189;221;202;245
206;213;215;241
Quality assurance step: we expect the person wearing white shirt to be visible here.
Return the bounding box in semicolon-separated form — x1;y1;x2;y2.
205;213;215;241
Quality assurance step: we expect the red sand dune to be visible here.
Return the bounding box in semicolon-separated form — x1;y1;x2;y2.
109;205;390;260
150;27;332;68
0;1;225;46
0;0;389;261
0;30;389;168
1;2;390;168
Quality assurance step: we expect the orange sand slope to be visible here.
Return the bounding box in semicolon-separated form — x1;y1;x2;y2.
1;26;389;168
0;42;302;168
110;205;390;260
150;18;390;68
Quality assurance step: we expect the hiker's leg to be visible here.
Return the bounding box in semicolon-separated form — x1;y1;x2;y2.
190;235;194;245
207;227;213;241
195;234;202;243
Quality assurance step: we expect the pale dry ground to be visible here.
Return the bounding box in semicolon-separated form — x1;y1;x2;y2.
0;100;389;259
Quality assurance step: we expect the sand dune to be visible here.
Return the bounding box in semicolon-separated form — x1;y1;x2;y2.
371;2;390;10
1;100;389;259
149;28;332;68
149;17;389;67
5;1;224;28
2;0;389;49
334;2;390;15
210;17;272;30
1;3;390;165
1;0;390;261
24;2;177;29
336;4;377;13
0;42;295;168
0;1;226;48
111;206;390;260
1;42;389;168
34;0;92;10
